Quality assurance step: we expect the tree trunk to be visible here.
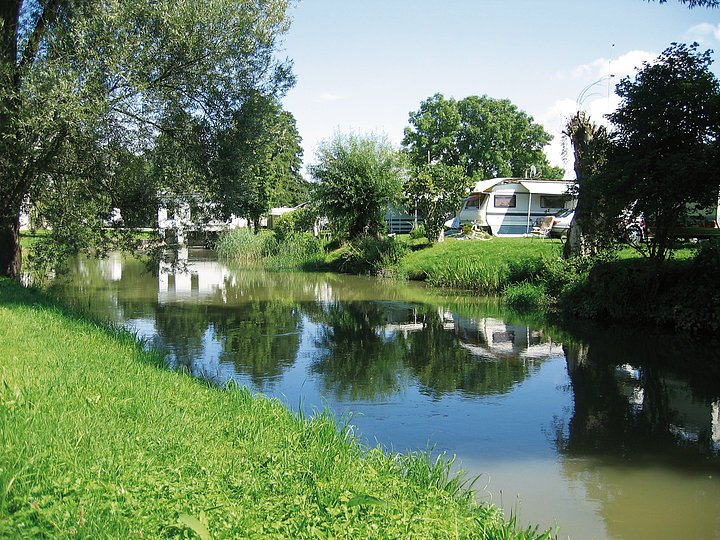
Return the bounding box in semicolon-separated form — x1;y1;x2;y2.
0;1;23;279
0;205;21;280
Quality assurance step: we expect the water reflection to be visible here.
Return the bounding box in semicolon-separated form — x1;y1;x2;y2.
46;250;720;540
562;332;720;460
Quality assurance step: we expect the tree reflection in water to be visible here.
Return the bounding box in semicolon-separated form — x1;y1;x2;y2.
309;301;556;401
560;328;720;461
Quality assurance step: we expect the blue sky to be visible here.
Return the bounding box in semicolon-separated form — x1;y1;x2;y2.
280;0;720;178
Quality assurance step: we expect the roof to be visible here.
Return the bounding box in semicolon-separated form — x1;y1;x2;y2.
518;180;573;195
471;178;573;195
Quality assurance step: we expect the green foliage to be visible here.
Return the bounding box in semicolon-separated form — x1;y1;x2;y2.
273;206;319;242
504;282;548;311
507;257;547;284
264;232;326;271
308;132;406;240
561;243;720;333
426;259;508;292
334;236;410;277
1;0;296;278
603;42;720;263
216;227;326;270
213;93;305;228
401;237;562;282
409;224;427;240
404;162;473;243
403;93;562;179
0;279;548;538
214;228;275;262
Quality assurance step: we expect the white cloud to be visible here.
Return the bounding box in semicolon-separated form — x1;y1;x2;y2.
571;50;656;82
316;92;344;103
686;23;720;44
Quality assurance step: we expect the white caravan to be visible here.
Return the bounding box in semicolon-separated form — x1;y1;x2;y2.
452;178;576;236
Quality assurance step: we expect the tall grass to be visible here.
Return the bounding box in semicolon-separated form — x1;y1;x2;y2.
0;279;551;538
426;259;508;292
264;232;326;270
215;227;274;261
216;228;327;271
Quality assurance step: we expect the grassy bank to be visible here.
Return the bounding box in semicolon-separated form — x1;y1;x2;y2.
0;279;550;539
216;228;717;332
399;238;563;292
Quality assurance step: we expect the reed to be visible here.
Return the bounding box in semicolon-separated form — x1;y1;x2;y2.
214;228;274;261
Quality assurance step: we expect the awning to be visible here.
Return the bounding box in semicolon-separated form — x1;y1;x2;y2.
471;179;500;193
519;180;573;195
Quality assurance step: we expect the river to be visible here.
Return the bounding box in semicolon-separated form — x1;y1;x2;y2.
47;249;720;540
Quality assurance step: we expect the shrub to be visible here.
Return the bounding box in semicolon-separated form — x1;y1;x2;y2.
337;235;409;276
265;232;326;270
273;207;318;242
507;257;546;284
409;224;426;240
504;282;548;311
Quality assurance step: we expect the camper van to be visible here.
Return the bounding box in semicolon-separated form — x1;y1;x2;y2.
451;178;575;236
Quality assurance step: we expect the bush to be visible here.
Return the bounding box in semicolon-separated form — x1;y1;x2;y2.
504;282;548;311
273;207;318;242
336;235;409;276
507;257;546;284
265;232;326;270
409;224;426;240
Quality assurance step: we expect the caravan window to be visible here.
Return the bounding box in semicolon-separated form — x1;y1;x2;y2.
540;195;566;208
465;194;481;208
494;195;516;208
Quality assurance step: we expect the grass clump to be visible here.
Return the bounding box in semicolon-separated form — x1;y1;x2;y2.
0;279;550;539
215;227;275;262
504;282;549;312
264;232;326;271
330;235;410;278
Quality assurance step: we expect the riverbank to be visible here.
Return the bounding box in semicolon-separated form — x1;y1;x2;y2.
324;235;718;334
0;278;550;539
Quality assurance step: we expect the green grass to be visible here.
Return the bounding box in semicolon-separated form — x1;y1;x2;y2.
0;279;551;539
399;238;564;292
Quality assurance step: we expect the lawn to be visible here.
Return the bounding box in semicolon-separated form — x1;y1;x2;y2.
400;237;564;281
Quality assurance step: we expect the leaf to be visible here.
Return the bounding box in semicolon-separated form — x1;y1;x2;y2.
178;514;212;540
347;494;389;509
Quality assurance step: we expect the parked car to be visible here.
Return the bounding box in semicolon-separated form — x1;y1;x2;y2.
549;208;574;238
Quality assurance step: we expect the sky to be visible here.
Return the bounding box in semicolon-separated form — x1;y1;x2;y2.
278;0;720;179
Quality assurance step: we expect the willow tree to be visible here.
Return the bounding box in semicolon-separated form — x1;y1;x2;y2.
0;0;294;279
562;112;612;258
309;133;405;240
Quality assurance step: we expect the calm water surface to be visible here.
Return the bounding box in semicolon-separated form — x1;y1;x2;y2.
49;249;720;540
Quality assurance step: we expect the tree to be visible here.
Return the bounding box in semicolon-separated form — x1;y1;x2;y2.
0;0;294;278
655;0;719;6
404;163;472;243
213;93;304;231
562;111;614;258
402;93;563;180
308;133;405;240
604;43;720;263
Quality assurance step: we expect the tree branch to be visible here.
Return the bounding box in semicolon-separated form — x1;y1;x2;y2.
18;0;64;72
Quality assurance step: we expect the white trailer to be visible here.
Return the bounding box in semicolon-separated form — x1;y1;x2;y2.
452;178;575;236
